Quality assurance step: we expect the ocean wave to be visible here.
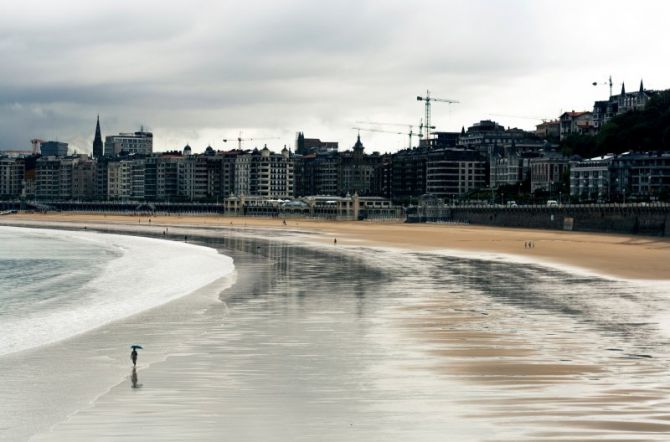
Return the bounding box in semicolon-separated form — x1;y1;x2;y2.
0;227;234;356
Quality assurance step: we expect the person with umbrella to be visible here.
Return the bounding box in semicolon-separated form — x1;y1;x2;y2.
130;345;142;367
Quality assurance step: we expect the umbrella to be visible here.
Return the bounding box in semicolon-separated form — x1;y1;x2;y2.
130;345;143;350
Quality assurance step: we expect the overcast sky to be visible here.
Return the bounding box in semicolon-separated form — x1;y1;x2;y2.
1;0;669;154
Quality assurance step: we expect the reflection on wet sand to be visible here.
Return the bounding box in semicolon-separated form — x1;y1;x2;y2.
32;232;670;441
394;254;670;439
131;367;141;389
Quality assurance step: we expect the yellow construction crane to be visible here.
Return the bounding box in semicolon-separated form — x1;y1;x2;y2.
351;126;417;149
223;132;279;149
354;120;433;148
416;90;459;141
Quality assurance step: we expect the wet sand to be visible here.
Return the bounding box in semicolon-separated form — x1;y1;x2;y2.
3;215;670;440
3;212;670;280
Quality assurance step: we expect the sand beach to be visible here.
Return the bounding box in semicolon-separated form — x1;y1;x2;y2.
2;213;670;441
3;212;669;280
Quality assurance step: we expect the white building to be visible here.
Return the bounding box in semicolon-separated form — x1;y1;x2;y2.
178;152;209;201
570;155;613;202
107;160;133;200
104;130;153;156
234;146;293;197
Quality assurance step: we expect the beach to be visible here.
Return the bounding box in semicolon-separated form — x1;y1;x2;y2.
2;214;670;441
3;212;669;280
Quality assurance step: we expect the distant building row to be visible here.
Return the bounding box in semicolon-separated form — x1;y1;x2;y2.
3;145;669;203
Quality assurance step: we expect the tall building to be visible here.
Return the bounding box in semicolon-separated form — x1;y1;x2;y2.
35;156;81;200
72;157;97;200
0;156;25;198
294;151;340;197
570;155;613;202
40;141;69;157
390;147;428;202
178;148;210;201
338;135;384;196
92;116;103;158
425;149;487;199
234;146;294;198
104;130;153;156
609;151;670;201
106;159;133;200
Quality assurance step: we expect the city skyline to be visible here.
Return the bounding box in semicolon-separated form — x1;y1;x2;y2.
1;0;669;154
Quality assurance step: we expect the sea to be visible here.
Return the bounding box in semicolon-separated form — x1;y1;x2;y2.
2;224;670;441
0;226;234;356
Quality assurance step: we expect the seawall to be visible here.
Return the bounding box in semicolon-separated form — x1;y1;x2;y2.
410;205;670;236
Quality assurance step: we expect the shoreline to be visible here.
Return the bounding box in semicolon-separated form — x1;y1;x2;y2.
2;212;669;280
6;215;670;440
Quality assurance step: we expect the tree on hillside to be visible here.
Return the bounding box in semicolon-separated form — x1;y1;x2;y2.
560;134;597;158
560;89;670;158
597;89;670;153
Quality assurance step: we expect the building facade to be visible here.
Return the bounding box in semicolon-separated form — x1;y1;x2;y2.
609;151;670;201
530;154;570;194
40;141;69;157
0;156;25;198
104;130;153;156
570;155;612;202
592;81;656;130
559;112;595;140
425;149;487;199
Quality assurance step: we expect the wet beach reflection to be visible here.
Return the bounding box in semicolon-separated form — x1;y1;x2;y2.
35;232;670;441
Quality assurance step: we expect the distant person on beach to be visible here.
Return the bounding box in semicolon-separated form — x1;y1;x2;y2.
334;238;337;245
131;348;138;367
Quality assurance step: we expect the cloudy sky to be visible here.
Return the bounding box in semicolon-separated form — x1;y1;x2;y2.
1;0;669;154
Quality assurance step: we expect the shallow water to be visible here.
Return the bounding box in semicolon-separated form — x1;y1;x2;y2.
5;227;670;441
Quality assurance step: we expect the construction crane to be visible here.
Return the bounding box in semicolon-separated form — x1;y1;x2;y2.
354;121;421;149
352;126;420;149
593;75;613;98
223;133;280;149
354;121;430;148
416;90;459;141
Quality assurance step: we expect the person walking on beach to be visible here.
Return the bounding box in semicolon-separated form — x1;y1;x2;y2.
131;348;138;367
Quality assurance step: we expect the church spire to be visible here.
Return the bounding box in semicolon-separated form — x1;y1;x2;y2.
93;115;103;158
621;82;626;95
353;133;364;155
354;133;363;149
639;79;644;93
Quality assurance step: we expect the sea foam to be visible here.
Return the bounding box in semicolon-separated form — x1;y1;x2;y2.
0;227;234;356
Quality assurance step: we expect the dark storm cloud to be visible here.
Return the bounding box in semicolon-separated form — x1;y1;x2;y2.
1;0;669;152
